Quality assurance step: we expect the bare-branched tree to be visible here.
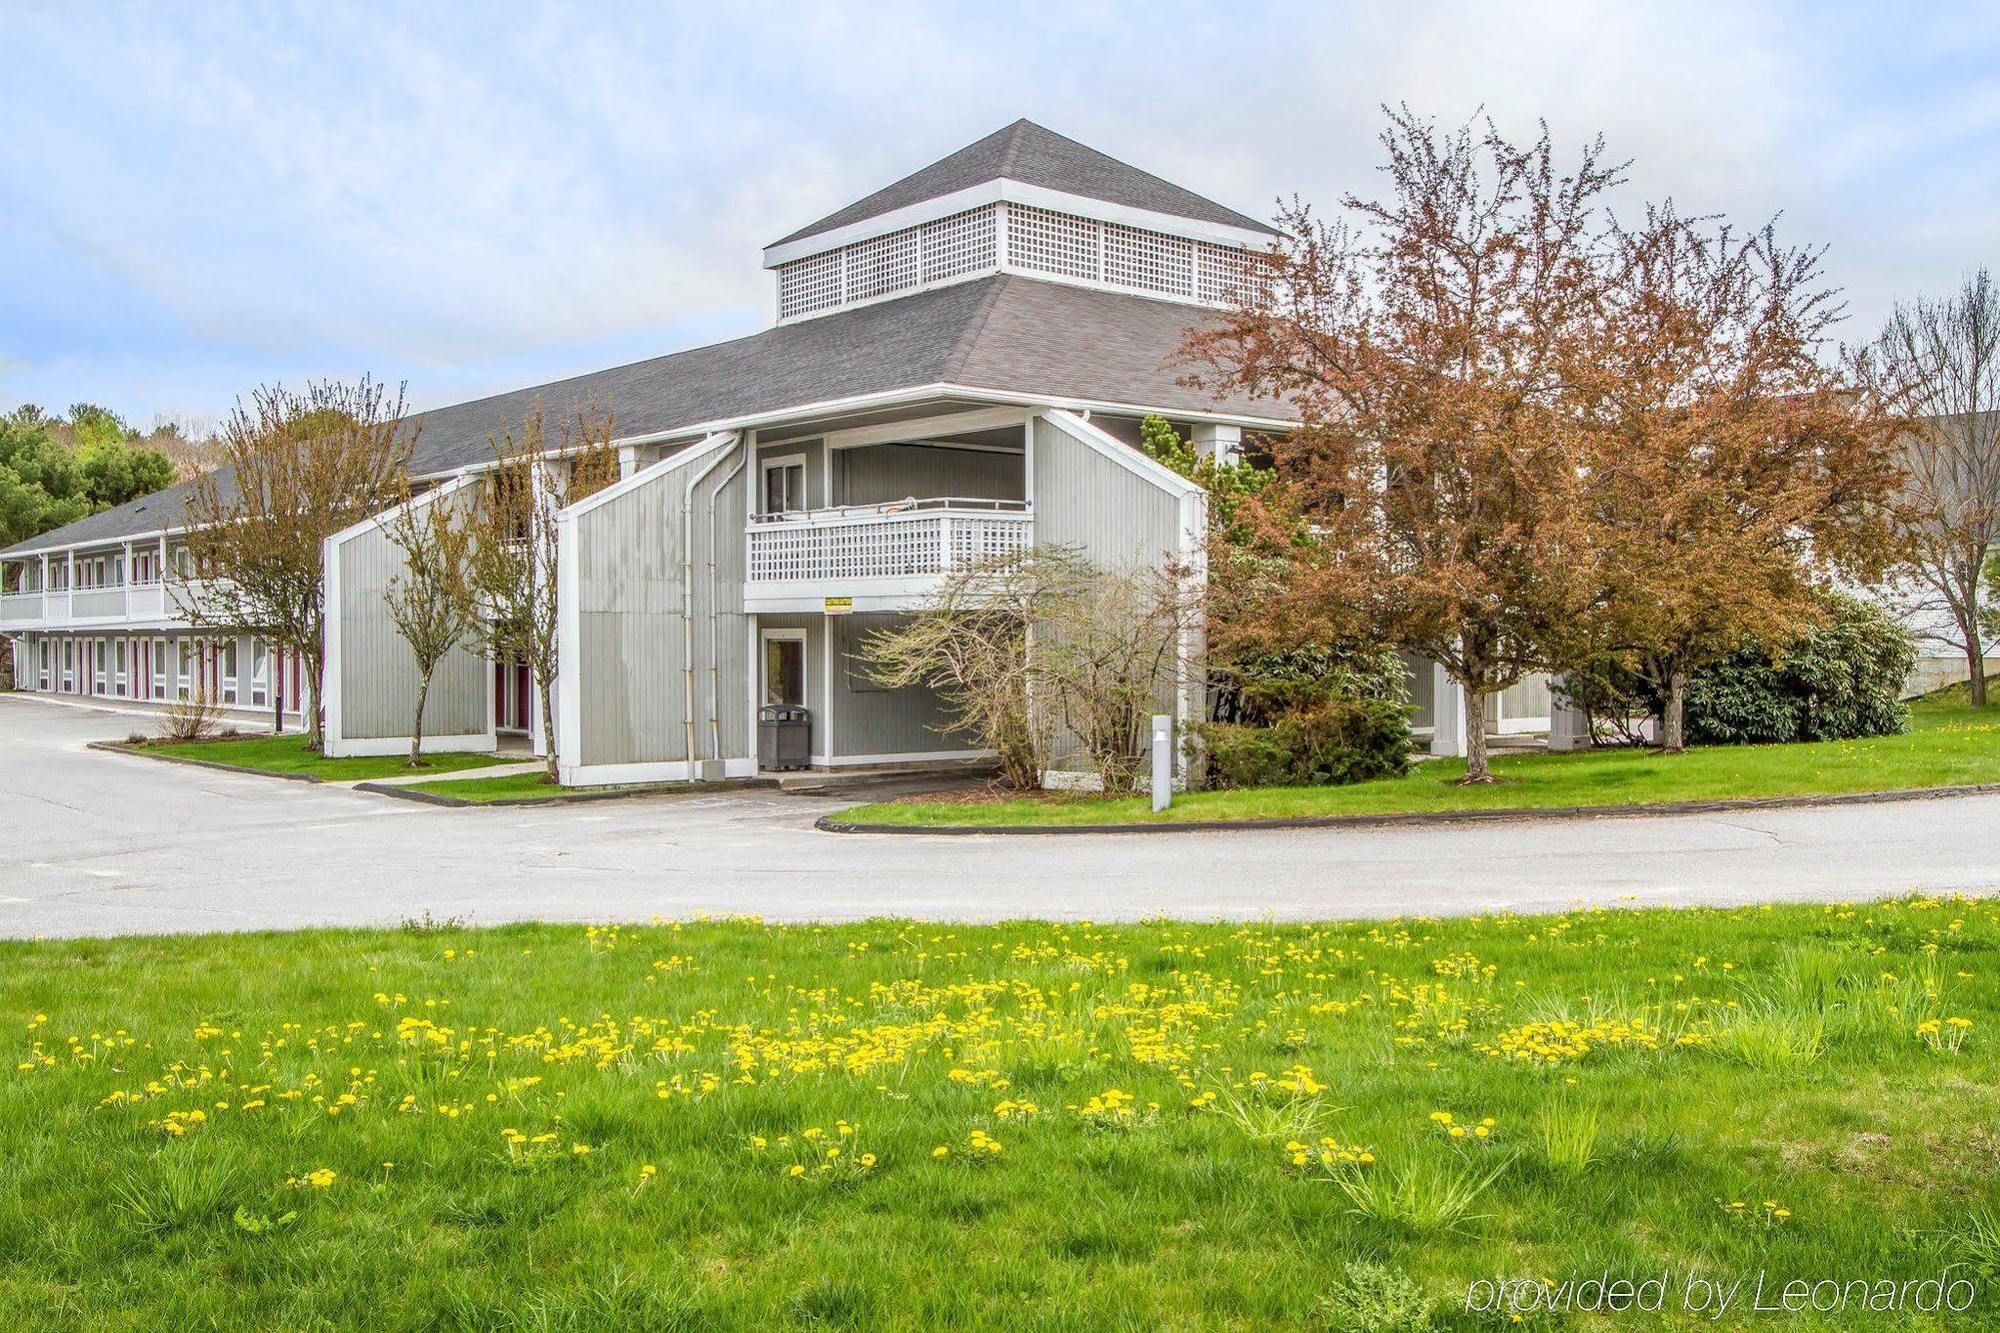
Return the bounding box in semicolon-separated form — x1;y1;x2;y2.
178;378;416;750
862;547;1080;790
1039;560;1202;793
865;546;1198;794
468;397;619;781
381;483;481;768
1856;268;2000;706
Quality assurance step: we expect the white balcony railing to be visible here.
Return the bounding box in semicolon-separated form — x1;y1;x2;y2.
0;591;43;624
0;578;185;628
745;498;1032;609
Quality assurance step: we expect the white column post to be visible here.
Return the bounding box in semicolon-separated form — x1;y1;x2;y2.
1429;661;1467;758
617;445;639;479
1190;423;1242;465
1150;714;1172;813
1547;676;1592;752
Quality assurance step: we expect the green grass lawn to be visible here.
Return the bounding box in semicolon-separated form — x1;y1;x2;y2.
838;697;2000;828
396;772;729;803
3;900;1996;1327
143;735;502;784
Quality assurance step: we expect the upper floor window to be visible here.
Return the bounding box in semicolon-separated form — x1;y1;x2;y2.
762;456;807;515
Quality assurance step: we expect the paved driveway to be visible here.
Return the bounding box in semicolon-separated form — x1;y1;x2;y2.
3;696;1996;938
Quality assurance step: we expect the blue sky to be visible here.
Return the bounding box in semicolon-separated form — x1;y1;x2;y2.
3;1;1996;430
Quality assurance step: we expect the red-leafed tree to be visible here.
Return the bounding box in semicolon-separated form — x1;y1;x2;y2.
1184;108;1623;781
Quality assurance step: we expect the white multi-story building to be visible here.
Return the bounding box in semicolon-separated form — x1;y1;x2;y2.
3;120;1539;779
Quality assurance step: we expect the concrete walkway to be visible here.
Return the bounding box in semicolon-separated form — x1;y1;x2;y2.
357;759;546;787
3;695;1996;938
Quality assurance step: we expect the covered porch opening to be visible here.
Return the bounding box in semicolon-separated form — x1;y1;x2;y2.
750;609;992;775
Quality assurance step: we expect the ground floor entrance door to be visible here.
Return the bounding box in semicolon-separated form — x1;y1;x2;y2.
762;632;805;707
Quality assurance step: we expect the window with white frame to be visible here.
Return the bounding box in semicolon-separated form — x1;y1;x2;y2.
761;455;808;515
222;639;238;704
115;639;127;695
250;639;269;707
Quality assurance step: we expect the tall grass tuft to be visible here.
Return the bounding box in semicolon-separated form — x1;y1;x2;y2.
112;1152;239;1236
1208;1087;1333;1144
1335;1153;1509;1234
1536;1095;1601;1176
1954;1207;2000;1278
1710;994;1827;1072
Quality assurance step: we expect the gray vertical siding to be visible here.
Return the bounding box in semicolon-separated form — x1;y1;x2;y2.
834;444;1024;506
1030;415;1196;775
830;612;971;757
755;437;827;512
336;508;488;743
1401;651;1436;730
573;439;749;770
1495;673;1553;723
1031;417;1184;569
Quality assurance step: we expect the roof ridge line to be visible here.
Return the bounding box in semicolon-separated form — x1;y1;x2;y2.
939;275;1011;383
997;119;1029;178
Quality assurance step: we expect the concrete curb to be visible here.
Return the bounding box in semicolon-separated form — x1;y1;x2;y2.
353;777;775;809
90;740;322;783
815;780;2000;836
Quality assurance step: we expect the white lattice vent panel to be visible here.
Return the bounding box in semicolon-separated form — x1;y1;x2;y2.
1196;241;1250;305
1106;223;1195;298
920;204;999;284
776;251;843;320
1006;203;1103;282
844;225;920;302
776;199;1251;318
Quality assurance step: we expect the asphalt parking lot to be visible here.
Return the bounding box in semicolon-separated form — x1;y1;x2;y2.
4;695;1997;938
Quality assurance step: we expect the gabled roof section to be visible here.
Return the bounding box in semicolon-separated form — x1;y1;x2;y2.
3;276;1295;558
770;119;1276;249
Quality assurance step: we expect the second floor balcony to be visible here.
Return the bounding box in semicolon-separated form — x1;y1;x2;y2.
744;498;1032;612
0;578;197;630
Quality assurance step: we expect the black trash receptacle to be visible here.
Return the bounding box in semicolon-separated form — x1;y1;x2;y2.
758;705;812;771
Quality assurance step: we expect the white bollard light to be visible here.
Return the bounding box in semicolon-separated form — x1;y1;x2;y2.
1151;713;1172;813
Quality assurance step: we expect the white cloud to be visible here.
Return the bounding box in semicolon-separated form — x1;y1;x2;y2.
1;0;1995;420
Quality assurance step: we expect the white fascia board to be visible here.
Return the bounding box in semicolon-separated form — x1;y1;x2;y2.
762;180;1275;268
259;386;1292;517
1042;408;1205;501
587;385;1296;461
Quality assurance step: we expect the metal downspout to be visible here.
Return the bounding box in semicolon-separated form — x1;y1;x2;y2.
681;437;738;782
706;454;746;769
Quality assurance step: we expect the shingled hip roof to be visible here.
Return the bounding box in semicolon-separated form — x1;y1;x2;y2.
2;276;1291;558
770;119;1276;250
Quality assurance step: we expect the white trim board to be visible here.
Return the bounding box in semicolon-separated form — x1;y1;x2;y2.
325;732;495;760
559;756;758;788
